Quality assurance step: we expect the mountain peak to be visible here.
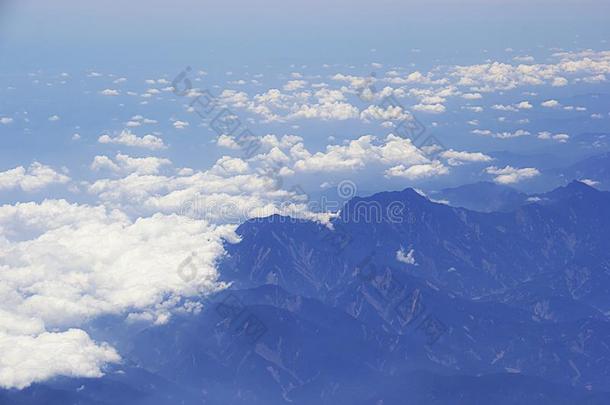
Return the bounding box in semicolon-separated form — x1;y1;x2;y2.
536;180;601;204
338;187;431;223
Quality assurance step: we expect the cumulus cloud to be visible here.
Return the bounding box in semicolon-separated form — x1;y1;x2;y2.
100;89;119;96
217;134;241;149
293;135;428;173
360;105;412;122
541;99;561;108
241;87;359;122
537;132;570;143
173;120;190;129
283;80;307;91
0;117;13;125
384;161;449;180
0;329;120;389
451;50;610;92
485;165;540;184
0;200;235;388
0;162;70;192
440;149;493;166
412;103;446;114
98;130;167;150
91;153;172;175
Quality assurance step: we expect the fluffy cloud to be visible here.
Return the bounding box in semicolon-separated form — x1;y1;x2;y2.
240;87;359;122
283;80;307;91
485;165;540;184
440;149;493;166
0;329;120;390
541;99;561;108
0;162;70;192
384;161;449;180
552;77;568;87
98;130;167;150
412;103;446;114
360;105;412;122
473;129;530;139
537;132;570;143
173;120;190;129
451;50;610;92
100;89;119;96
91;153;172;175
0;117;13;124
293;135;428;173
0;200;235;388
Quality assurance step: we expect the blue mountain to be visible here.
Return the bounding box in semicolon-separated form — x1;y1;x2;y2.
3;182;610;404
429;181;528;212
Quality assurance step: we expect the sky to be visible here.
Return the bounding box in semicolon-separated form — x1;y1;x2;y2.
0;0;609;390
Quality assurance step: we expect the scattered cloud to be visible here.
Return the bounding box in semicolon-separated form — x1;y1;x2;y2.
541;99;560;108
440;149;493;166
98;130;167;150
100;89;119;96
0;162;70;192
385;161;449;180
91;153;172;175
485;165;540;184
396;248;417;265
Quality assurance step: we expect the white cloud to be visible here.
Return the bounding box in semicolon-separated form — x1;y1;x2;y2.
582;74;606;83
492;104;518;112
98;130;167;150
541;99;560;108
0;329;120;389
580;179;599;187
100;89;119;96
513;55;535;63
440;149;493;166
173;120;190;129
360;105;412;122
0;162;70;192
293;135;428;173
462;93;482;100
485;165;540;184
0;117;13;125
291;100;359;121
384;161;449;180
451;51;610;92
48;115;60;122
0;200;235;388
283;80;307;91
494;129;530;139
91;153;172;175
217;134;241;149
412;103;446;114
396;248;417;265
537;132;569;143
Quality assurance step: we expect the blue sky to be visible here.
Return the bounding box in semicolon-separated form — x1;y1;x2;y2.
0;0;610;390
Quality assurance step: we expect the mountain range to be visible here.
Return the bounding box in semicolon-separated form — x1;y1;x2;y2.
3;181;610;404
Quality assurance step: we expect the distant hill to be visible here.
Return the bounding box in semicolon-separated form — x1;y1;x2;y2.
429;181;528;212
